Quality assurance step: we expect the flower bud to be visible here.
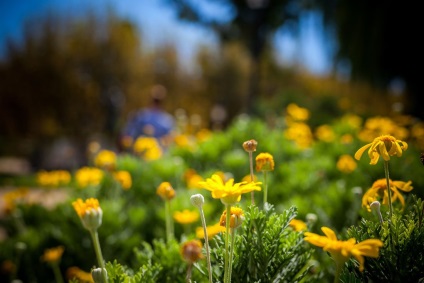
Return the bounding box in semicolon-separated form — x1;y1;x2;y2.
370;201;384;224
220;207;244;229
91;268;108;283
180;240;203;264
190;194;204;208
243;139;258;152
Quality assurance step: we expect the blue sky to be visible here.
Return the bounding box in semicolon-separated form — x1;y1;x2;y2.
0;0;333;75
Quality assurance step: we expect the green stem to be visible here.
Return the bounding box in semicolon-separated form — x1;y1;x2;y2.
165;200;173;242
186;263;193;283
51;262;64;283
334;262;342;283
224;204;231;283
199;208;213;283
228;228;236;283
249;151;255;205
90;230;108;283
263;171;268;205
383;161;393;219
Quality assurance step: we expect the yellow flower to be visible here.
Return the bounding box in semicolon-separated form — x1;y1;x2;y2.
255;153;275;172
362;179;413;211
242;174;257;182
67;266;94;283
285;103;310;122
315;125;335;142
196;223;225;239
198;174;261;205
184;169;204;189
94;150;116;170
284;122;314;149
156;182;176;200
2;188;29;214
75;167;104;188
41;246;65;263
37;170;71;187
72;198;103;231
173;209;199;224
113;171;132;190
336;155;357;173
304;226;383;272
354;135;408;165
133;137;163;160
220;207;244;229
196;128;212;142
180;240;203;264
340;134;353;144
289;219;307;231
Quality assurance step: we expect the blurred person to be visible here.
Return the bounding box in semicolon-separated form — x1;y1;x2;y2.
121;85;175;149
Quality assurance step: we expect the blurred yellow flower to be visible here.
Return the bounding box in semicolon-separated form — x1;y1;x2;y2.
242;174;257;182
94;150;116;170
304;226;383;272
174;134;193;148
184;169;204;189
255;153;275;172
196;223;225;239
284;122;314;149
336;155;357;173
113;171;132;190
133;137;162;160
198;174;261;205
341;114;362;129
359;117;409;142
196;128;212;142
362;179;413;211
315;125;335;142
354;135;408;165
180;239;203;264
41;246;65;263
340;134;353;144
156;182;176;200
67;266;94;283
2;188;29;214
289;219;307;231
75;167;103;188
219;207;244;229
173;209;199;224
37;170;71;187
285;103;310;122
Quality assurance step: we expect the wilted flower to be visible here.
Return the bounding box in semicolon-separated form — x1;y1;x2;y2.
304;226;383;272
336;155;357;173
113;171;132;190
94;150;116;170
198;174;261;205
156;182;176;200
180;240;203;264
41;246;65;264
355;135;408;165
173;209;199;225
219;207;244;229
72;198;103;231
242;139;258;152
362;179;413;211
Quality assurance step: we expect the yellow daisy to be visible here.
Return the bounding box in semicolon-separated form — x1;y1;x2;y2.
354;135;408;165
362;179;413;211
173;209;199;225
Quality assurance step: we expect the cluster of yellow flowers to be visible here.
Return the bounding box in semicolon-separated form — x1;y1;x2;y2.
75;167;104;188
37;170;71;187
133;136;163;160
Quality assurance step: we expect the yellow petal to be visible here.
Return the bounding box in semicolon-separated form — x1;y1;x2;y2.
354;144;371;160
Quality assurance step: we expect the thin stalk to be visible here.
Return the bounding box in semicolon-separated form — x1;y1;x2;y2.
263;171;268;205
52;263;64;283
186;263;193;283
228;228;236;283
249;151;255;205
383;161;393;219
224;204;231;283
90;230;108;283
165;199;173;242
199;208;213;283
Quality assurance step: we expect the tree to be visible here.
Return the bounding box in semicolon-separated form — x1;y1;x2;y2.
167;0;304;114
317;0;423;119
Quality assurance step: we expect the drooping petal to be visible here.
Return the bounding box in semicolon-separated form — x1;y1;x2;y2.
354;144;371;160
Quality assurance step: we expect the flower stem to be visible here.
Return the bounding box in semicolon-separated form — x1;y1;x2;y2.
383;161;393;219
263;171;268;205
186;263;193;283
51;262;64;283
224;204;231;283
199;207;213;283
249;151;255;205
228;228;236;283
90;230;108;283
165;199;173;242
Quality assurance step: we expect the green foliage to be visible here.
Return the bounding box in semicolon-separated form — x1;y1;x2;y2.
105;259;161;283
342;195;424;282
209;204;320;283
